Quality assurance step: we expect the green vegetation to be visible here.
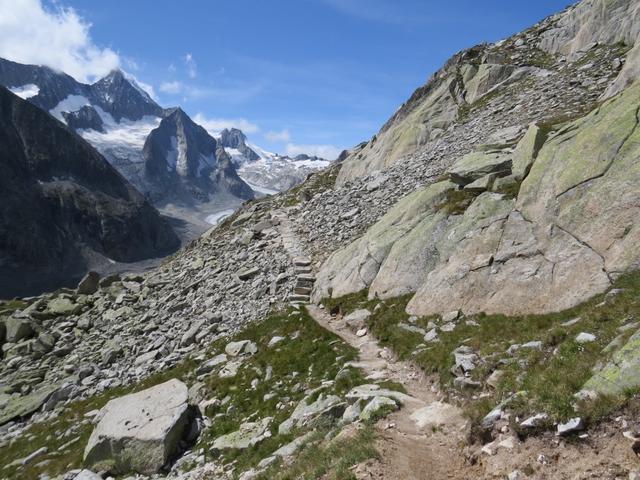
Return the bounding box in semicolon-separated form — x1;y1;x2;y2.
526;48;556;68
0;299;29;315
435;188;483;215
2;306;383;479
323;272;640;433
258;425;378;480
196;307;363;474
279;164;341;207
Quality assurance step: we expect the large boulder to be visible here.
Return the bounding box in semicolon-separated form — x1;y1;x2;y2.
83;379;194;475
77;271;100;295
580;328;640;397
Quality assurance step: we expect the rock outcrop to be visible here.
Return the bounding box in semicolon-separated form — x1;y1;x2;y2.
0;86;179;297
315;79;640;316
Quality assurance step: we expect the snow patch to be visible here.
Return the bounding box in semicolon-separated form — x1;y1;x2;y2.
49;94;91;121
10;84;39;99
205;208;236;225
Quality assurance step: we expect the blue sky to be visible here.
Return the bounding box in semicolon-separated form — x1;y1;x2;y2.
5;0;572;158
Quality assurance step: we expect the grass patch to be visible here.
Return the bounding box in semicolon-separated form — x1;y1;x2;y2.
1;306;367;479
258;425;378;480
0;299;29;315
279;164;341;208
435;188;483;215
196;307;362;474
324;271;640;431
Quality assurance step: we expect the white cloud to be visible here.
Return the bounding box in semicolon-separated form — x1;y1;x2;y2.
193;113;260;135
160;80;183;94
265;129;291;143
0;0;120;82
285;143;341;160
185;53;197;79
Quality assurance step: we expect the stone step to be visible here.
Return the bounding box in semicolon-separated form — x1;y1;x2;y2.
293;257;311;267
296;280;314;289
296;274;316;282
294;286;312;295
288;294;310;302
295;266;313;274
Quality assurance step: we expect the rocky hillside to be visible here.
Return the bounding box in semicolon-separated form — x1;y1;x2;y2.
0;86;179;298
5;1;640;479
335;0;640;186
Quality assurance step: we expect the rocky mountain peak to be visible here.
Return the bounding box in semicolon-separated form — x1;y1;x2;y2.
142;108;253;204
219;127;248;148
92;68;162;121
218;127;260;164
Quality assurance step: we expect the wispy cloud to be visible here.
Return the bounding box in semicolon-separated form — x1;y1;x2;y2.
193;113;260;135
320;0;426;25
159;80;183;94
184;53;197;78
0;0;119;82
285;142;341;160
159;79;263;104
265;129;291;143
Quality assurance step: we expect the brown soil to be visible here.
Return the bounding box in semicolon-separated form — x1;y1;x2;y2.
306;305;640;480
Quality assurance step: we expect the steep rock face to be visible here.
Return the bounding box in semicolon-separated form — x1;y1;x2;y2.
314;80;640;316
537;0;640;98
215;146;256;199
0;87;179;297
336;0;640;186
62;106;105;132
219;128;260;164
0;57;88;111
92;69;163;121
143;109;253;204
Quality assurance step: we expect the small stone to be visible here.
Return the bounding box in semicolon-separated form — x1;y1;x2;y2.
508;470;525;480
557;417;584;435
520;413;548;428
212;417;272;451
575;332;596;344
237;267;260;280
225;340;258;357
441;310;460;323
359;396;397;421
356;328;368;337
268;336;285;348
424;329;438;342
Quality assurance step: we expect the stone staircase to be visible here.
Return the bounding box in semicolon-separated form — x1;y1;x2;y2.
272;209;316;305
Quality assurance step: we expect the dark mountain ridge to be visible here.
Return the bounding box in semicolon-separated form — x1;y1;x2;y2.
0;86;179;297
